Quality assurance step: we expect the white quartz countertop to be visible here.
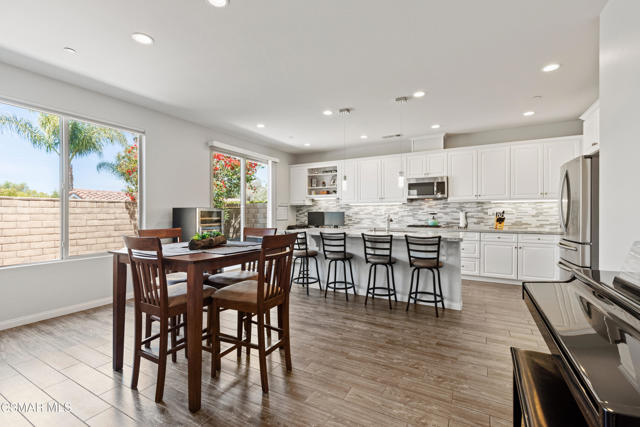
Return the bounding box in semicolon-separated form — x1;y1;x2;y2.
289;227;463;242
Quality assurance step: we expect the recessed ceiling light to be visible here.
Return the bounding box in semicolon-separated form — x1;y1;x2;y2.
131;32;154;45
542;63;560;72
304;143;311;147
413;91;426;98
63;47;77;54
431;124;441;129
256;123;265;128
207;0;229;7
323;110;333;116
360;135;368;139
523;111;535;117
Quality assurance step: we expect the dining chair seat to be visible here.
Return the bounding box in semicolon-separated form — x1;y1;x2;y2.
411;258;443;268
206;270;259;288
166;283;217;308
294;249;318;257
213;280;285;311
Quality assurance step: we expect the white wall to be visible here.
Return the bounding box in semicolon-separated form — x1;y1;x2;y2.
0;61;293;329
599;0;640;270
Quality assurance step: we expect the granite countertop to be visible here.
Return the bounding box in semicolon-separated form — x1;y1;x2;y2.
451;227;563;235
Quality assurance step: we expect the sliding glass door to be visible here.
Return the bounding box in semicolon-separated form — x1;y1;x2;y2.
212;152;271;240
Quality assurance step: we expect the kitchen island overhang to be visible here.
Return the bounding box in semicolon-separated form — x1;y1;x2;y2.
290;228;463;310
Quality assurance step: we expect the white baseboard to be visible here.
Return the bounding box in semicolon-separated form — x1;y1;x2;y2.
462;275;522;285
0;292;133;331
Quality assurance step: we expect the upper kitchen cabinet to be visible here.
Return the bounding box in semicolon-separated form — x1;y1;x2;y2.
289;165;308;205
381;155;405;202
543;136;581;199
580;100;600;155
511;143;544;199
357;158;382;202
477;146;510;200
405;151;446;178
340;159;358;203
447;149;477;201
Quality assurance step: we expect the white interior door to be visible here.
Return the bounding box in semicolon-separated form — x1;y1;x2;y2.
477;146;510;200
447;150;477;200
511;143;543;199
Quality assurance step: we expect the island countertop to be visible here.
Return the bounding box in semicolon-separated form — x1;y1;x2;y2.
289;227;464;242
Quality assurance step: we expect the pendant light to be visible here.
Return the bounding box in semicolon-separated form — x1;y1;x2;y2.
395;97;408;188
339;108;352;192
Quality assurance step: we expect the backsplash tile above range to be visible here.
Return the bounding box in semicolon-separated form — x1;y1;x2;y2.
295;199;561;232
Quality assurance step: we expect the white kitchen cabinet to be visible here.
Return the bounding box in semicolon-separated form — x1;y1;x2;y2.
580;101;600;155
447;150;477;201
477;146;510;200
405;153;426;178
543;137;581;199
405;151;446;178
480;238;518;280
357;158;382;202
381;155;405;202
511;143;544;199
341;159;358;203
517;243;559;281
289;166;308;205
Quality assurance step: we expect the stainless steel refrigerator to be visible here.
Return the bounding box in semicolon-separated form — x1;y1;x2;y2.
557;152;599;277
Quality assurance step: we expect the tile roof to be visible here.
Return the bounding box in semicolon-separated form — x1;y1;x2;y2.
69;189;130;201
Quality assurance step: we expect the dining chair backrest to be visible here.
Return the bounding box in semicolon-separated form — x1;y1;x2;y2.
405;235;441;266
256;234;297;309
138;228;182;243
320;232;347;259
244;227;277;243
123;236;169;312
361;233;393;263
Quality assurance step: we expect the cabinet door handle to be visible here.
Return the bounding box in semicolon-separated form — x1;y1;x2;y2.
592;142;598;146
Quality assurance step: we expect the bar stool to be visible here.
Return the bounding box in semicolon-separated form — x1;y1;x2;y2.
320;232;356;300
405;235;445;317
289;231;322;294
362;233;397;309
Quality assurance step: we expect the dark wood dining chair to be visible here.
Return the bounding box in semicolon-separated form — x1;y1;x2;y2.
123;236;216;402
138;227;183;242
210;233;296;393
206;227;277;289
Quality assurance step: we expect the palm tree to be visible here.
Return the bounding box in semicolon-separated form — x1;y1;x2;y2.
0;112;127;188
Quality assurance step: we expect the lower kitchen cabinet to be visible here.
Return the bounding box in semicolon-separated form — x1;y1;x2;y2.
480;240;518;280
517;243;559;281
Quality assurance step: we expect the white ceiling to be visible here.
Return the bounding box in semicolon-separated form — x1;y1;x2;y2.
0;0;605;153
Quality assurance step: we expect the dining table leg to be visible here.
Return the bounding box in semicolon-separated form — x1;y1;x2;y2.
186;263;204;412
112;255;127;371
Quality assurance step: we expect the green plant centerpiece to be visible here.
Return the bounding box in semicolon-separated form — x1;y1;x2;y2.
188;230;227;250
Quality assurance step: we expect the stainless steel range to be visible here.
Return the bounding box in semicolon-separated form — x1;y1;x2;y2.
558;151;599;278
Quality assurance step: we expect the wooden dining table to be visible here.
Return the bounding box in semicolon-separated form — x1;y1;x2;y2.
110;244;261;412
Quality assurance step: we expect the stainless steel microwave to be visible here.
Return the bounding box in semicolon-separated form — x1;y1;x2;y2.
406;176;448;199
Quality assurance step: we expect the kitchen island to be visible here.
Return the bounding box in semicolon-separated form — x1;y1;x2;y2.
290;228;463;310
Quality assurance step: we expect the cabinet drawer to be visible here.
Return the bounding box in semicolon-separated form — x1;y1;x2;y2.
460;242;480;258
461;232;479;241
481;233;517;243
461;258;479;275
518;234;559;244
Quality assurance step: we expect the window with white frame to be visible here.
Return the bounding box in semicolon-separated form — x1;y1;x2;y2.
0;100;142;266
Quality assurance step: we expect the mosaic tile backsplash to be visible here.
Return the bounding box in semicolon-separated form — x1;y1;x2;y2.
295;199;561;231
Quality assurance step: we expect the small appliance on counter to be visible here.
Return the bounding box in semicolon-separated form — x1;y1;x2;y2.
428;212;439;227
308;211;345;228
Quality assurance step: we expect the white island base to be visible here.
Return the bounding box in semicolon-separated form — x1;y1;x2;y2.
292;229;463;311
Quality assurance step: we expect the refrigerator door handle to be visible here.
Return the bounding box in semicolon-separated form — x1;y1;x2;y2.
558;241;578;251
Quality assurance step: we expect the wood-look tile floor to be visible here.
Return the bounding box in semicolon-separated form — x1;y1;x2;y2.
0;280;547;426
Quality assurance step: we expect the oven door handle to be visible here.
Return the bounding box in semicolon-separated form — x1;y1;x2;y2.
557;242;578;251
